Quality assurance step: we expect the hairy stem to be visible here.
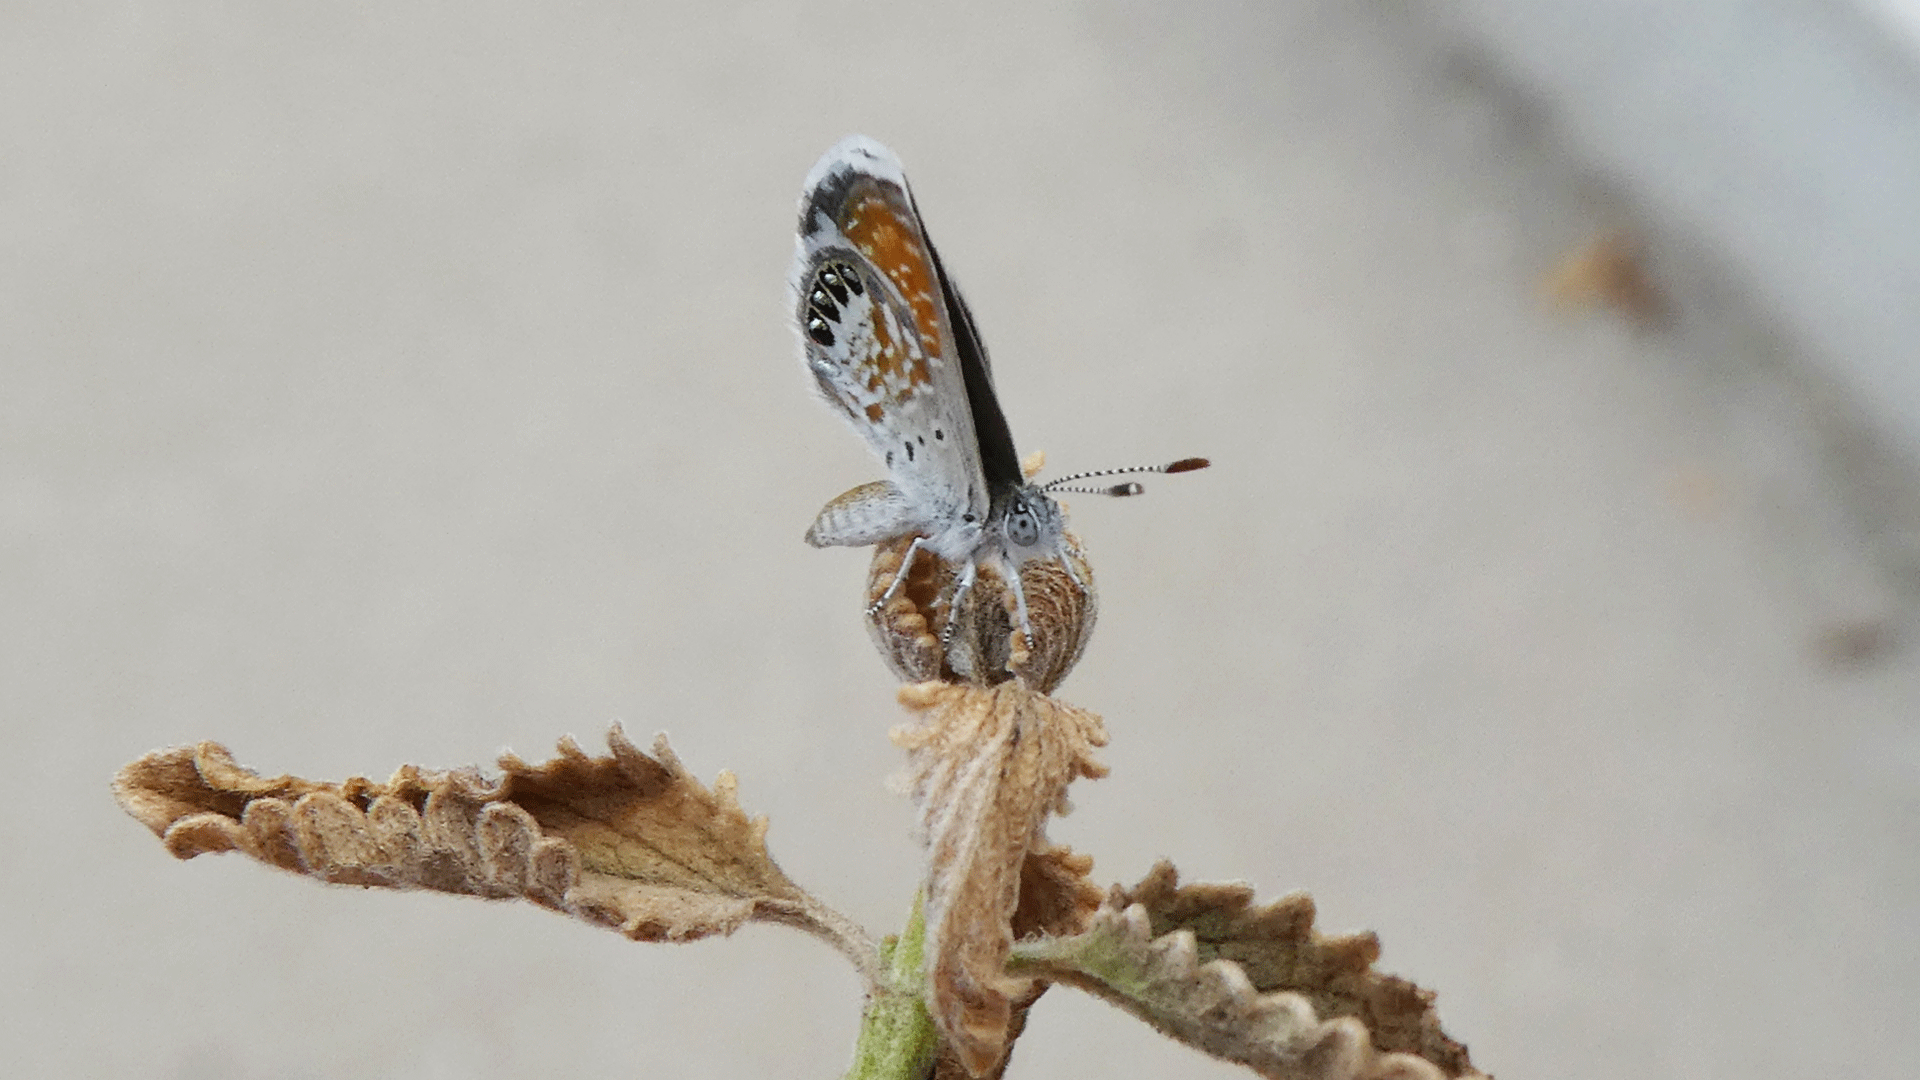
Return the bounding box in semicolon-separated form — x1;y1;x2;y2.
845;894;939;1080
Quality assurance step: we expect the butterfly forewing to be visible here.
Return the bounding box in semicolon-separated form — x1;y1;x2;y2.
925;241;1025;494
793;137;988;536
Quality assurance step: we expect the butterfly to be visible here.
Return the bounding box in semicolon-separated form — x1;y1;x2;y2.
791;135;1205;681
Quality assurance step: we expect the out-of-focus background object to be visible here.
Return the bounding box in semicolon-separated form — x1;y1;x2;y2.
1459;0;1920;462
5;3;1917;1079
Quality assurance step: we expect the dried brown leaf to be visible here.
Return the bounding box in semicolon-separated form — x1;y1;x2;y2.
925;981;1049;1080
1012;841;1103;942
1010;862;1484;1080
114;726;878;984
892;681;1109;1076
919;843;1103;1080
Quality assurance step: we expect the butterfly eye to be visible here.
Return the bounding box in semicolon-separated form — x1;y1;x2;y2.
1007;505;1040;547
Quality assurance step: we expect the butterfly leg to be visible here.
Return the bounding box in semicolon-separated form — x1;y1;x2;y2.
938;557;1037;662
938;558;978;656
1051;537;1094;621
1003;559;1036;654
1059;548;1087;593
866;535;928;618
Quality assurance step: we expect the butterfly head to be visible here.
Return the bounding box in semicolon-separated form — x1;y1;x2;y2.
996;484;1064;556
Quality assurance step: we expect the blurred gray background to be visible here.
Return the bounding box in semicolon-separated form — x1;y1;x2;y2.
7;2;1918;1078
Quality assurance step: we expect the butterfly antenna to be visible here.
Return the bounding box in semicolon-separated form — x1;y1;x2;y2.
1041;457;1210;497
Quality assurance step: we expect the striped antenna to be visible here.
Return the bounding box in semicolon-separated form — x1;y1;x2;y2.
1041;457;1210;497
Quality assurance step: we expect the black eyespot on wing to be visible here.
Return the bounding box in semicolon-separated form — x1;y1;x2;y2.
804;260;866;350
934;428;944;441
819;265;851;306
904;440;915;462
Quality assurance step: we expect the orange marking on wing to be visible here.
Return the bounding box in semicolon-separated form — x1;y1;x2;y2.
857;310;910;392
841;192;940;389
865;303;901;389
865;403;884;423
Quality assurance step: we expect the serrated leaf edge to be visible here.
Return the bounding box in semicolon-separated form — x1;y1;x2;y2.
1010;902;1485;1080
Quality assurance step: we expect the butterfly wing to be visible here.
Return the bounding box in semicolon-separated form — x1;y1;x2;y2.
792;136;990;544
932;245;1025;494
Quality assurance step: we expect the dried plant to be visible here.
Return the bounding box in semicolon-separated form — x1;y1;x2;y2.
114;519;1489;1078
113;134;1491;1076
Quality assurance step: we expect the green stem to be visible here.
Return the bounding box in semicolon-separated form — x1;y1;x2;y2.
844;893;939;1080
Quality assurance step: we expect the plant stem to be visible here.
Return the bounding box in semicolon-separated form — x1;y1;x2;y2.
844;893;939;1080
